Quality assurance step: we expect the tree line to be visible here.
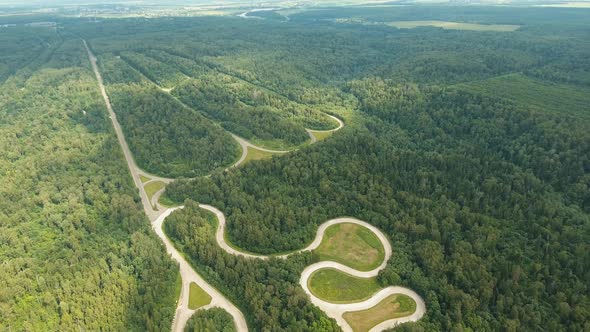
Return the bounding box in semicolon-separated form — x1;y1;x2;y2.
166;83;589;331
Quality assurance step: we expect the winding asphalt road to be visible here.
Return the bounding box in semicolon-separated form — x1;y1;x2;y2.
84;40;247;332
153;209;248;332
201;204;425;331
230;113;343;167
86;38;422;332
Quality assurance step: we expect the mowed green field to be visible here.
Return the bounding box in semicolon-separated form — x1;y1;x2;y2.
144;181;166;205
457;73;590;121
243;146;281;164
343;294;417;332
313;223;385;271
308;268;381;303
188;282;212;310
308;129;334;141
387;20;520;32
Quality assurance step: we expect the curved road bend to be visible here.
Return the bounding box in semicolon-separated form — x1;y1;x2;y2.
83;40;247;332
157;88;344;169
86;38;412;332
200;204;426;331
231;114;344;167
154;209;248;332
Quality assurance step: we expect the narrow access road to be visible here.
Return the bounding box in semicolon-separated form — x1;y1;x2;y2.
229;134;289;168
84;40;247;332
87;37;405;331
83;40;159;221
122;58;344;170
230;113;344;167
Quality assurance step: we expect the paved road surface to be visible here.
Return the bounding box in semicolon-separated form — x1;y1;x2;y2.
153;209;248;332
84;40;247;332
86;38;421;332
201;204;426;331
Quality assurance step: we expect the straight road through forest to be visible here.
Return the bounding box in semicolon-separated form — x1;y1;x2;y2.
85;37;420;332
83;40;248;332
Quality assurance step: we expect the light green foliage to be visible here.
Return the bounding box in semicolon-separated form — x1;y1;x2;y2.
184;308;236;332
243;146;281;164
343;294;417;332
314;223;385;271
145;181;166;204
188;282;212;310
308;130;334;141
308;269;381;303
0;31;177;331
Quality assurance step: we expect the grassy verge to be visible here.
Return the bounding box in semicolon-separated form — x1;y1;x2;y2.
174;273;182;304
343;294;417;332
158;194;179;208
243;146;282;164
188;282;212;310
313;223;385;271
247;137;308;151
140;174;151;183
308;130;334;141
308;268;380;303
144;181;166;206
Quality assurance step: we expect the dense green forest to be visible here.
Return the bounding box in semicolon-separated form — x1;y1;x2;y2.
172;74;338;148
160;8;589;330
456;73;590;121
0;32;177;330
164;202;340;331
185;308;237;332
167;83;590;330
94;51;241;178
1;4;589;332
89;39;340;148
105;82;241;177
0;27;60;83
